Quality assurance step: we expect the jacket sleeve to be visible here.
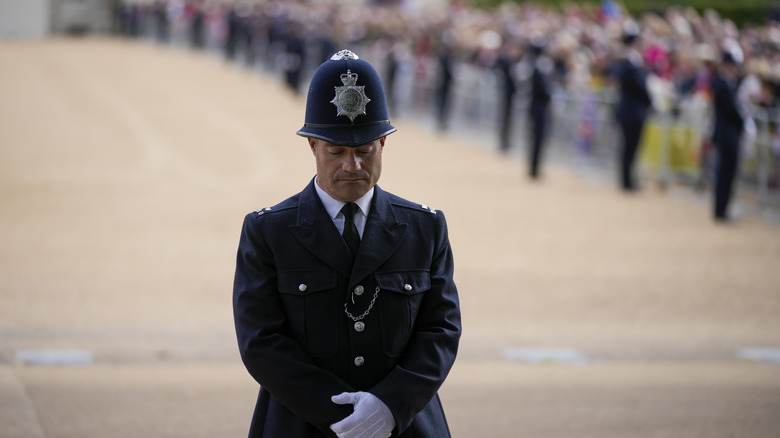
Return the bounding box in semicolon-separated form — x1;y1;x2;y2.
233;213;353;436
369;211;462;434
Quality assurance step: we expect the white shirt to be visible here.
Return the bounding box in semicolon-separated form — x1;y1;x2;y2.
314;177;373;238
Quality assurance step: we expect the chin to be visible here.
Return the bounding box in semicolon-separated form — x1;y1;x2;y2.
338;193;362;203
336;185;368;200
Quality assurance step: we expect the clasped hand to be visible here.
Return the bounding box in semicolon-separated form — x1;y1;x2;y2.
330;391;394;438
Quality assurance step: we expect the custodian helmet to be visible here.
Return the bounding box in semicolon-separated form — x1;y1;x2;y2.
721;38;744;65
621;20;640;45
296;50;396;147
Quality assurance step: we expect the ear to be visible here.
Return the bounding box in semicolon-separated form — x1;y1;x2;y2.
307;137;317;153
379;136;386;148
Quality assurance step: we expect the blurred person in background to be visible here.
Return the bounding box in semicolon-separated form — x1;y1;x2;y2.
187;0;206;50
383;39;403;117
613;20;653;192
223;2;245;62
736;58;770;159
281;20;306;94
711;40;745;222
233;50;461;438
693;43;718;192
435;32;456;132
153;0;170;43
495;38;521;153
526;34;553;179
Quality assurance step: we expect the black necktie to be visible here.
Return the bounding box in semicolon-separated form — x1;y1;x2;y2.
341;203;361;260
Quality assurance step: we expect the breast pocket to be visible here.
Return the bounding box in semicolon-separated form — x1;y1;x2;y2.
278;271;339;358
375;270;430;357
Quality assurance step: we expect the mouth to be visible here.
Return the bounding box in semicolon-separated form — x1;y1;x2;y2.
338;175;367;183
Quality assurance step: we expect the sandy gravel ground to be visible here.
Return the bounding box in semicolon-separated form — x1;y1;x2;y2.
1;38;779;438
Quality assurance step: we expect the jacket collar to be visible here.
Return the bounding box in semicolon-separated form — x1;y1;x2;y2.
290;178;407;284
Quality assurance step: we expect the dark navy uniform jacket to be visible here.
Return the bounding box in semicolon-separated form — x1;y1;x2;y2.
711;74;744;148
528;59;551;118
233;179;461;438
614;57;652;125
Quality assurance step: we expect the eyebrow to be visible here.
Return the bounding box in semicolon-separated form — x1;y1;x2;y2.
327;144;374;151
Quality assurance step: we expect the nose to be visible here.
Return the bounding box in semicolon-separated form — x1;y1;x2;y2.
342;150;361;172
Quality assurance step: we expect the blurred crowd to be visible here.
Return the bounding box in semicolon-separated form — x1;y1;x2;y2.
110;0;780;202
110;1;780;102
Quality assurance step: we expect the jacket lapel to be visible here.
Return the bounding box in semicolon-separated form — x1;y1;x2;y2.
350;186;408;285
289;180;353;278
288;181;408;283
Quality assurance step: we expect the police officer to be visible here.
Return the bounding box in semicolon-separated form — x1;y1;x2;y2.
711;41;745;222
613;20;652;191
435;41;455;132
526;35;552;179
495;38;520;153
233;50;462;438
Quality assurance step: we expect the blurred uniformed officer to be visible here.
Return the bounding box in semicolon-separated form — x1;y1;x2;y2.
526;35;552;179
233;50;462;438
495;38;520;153
711;40;745;222
613;20;652;191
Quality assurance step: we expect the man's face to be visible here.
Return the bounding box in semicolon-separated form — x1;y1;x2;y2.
723;62;740;79
309;137;385;202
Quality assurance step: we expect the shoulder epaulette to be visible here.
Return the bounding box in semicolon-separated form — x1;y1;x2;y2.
254;206;273;216
420;203;437;214
387;192;438;214
395;201;437;214
254;202;296;217
251;192;302;218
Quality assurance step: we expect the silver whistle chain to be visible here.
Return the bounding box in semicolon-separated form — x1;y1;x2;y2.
344;286;380;321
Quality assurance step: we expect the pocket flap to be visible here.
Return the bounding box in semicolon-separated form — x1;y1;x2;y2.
375;270;430;294
278;271;338;295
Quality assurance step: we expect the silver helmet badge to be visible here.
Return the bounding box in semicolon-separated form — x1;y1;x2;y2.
330;69;371;122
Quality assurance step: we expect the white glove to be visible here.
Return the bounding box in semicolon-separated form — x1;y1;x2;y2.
330;391;395;438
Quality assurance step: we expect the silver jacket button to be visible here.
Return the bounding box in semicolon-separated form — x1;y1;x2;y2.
404;284;412;291
354;356;365;367
298;284;307;292
354;321;365;332
354;285;364;296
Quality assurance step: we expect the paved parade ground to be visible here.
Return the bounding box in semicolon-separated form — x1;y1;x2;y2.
2;38;780;437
